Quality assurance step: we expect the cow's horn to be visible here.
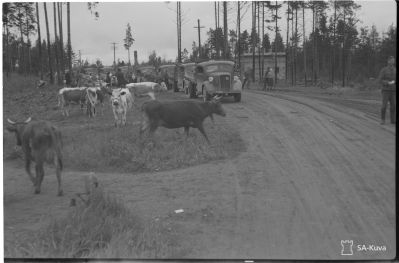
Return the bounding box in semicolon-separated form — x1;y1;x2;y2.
24;117;32;123
7;118;16;125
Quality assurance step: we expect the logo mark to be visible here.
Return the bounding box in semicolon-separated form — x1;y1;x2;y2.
341;240;354;256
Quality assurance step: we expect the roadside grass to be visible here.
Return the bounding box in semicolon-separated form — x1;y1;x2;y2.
4;186;177;258
3;73;246;173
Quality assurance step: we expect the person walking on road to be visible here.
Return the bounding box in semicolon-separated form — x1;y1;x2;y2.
378;56;396;125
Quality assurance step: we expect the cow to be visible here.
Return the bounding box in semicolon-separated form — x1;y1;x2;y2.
140;96;225;143
111;75;118;87
58;87;87;116
6;117;63;196
110;88;134;127
125;82;167;100
85;85;112;117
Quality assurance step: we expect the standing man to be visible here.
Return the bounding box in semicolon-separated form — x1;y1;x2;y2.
115;68;127;87
378;56;396;125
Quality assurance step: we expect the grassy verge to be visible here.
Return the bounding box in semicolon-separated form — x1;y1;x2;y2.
3;74;246;173
5;186;177;258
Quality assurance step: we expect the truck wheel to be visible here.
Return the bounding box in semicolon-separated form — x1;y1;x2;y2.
234;93;241;102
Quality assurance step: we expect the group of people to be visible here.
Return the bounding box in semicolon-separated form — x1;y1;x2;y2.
104;68;144;87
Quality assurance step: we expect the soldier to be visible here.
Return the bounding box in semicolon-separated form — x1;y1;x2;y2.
377;56;396;125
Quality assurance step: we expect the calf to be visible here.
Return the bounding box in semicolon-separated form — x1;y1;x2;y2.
58;87;87;116
140;96;225;143
110;88;134;127
6;117;63;196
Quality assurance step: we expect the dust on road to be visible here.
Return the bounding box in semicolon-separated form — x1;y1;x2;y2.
3;89;395;259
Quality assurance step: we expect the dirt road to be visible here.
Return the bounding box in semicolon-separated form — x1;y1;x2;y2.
4;89;395;259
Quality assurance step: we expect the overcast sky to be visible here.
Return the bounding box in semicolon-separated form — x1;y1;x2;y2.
33;1;397;66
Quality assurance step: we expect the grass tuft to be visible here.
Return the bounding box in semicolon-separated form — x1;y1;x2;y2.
5;186;176;258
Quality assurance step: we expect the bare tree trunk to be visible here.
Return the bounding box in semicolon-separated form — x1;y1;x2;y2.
262;2;265;81
291;4;295;86
342;10;346;87
44;3;54;84
237;1;241;75
5;24;10;76
36;2;43;79
25;8;32;74
294;6;298;85
53;3;60;84
258;2;261;82
303;4;307;87
58;3;64;79
332;0;336;86
223;1;228;59
252;1;256;82
274;1;278;86
67;2;72;71
286;3;289;83
18;8;25;74
215;2;217;29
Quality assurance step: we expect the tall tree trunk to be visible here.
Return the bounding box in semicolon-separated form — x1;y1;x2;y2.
294;6;298;85
274;1;278;86
53;3;60;84
25;8;31;74
286;3;289;83
36;2;43;79
5;24;10;76
215;2;217;29
303;4;307;87
223;1;228;59
237;1;241;75
67;2;72;71
332;1;336;86
58;3;64;80
258;2;261;82
252;1;256;82
342;11;346;87
18;8;25;74
44;3;54;84
262;2;265;81
291;4;295;86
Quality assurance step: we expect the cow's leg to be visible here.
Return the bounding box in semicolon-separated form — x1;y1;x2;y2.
56;163;63;196
197;123;210;144
25;157;36;185
34;163;44;194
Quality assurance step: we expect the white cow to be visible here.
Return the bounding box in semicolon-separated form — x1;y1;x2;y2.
125;82;167;100
110;88;134;127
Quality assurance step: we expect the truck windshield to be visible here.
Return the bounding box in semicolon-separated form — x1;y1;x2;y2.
204;64;233;73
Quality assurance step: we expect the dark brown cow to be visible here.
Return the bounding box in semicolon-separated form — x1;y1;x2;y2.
6;117;64;196
140;96;225;143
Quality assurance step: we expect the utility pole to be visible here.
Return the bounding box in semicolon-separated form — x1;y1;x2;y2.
194;19;205;58
111;42;118;68
176;2;182;63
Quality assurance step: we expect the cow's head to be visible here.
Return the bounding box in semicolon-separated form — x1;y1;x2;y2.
6;117;32;146
210;95;226;117
111;88;131;107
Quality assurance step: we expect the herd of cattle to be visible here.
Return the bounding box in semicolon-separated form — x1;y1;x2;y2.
6;78;227;196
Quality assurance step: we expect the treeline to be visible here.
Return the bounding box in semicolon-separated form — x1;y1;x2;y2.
182;1;396;86
2;2;99;84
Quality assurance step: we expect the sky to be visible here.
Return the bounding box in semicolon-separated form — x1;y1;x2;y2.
30;1;397;66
